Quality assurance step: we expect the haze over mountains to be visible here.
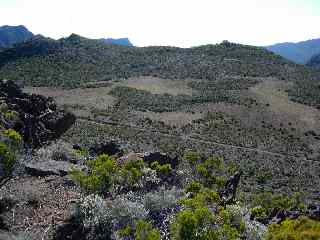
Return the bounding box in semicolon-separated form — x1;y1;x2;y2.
0;25;34;48
266;38;320;64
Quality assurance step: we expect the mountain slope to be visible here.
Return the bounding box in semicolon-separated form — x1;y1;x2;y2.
0;25;34;48
0;36;309;86
101;37;133;46
266;38;320;64
307;53;320;69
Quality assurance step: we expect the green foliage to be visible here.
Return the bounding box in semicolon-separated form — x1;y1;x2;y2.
265;217;320;240
135;220;161;240
186;181;203;195
4;129;22;144
0;141;15;176
150;161;172;176
0;129;21;176
196;157;227;188
121;159;145;185
171;208;218;240
119;225;132;238
252;192;305;215
70;154;117;193
250;206;267;219
181;189;221;210
4;110;19;121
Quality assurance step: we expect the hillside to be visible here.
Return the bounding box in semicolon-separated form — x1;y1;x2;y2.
307;53;320;69
101;37;133;46
266;38;320;64
0;25;34;48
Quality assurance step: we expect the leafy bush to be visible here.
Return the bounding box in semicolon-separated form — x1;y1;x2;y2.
196;157;227;188
251;192;305;216
265;217;320;240
70;154;118;193
135;220;161;240
170;208;218;240
185;181;203;195
0;129;22;177
150;161;172;176
4;129;22;143
250;206;267;220
120;158;145;185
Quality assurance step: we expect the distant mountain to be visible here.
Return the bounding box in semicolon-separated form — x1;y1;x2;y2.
307;53;320;69
101;37;133;46
0;25;34;48
266;38;320;64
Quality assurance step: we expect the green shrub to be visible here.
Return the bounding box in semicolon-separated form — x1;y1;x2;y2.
250;206;267;219
121;159;145;185
0;141;15;176
135;220;161;240
70;154;117;193
185;181;203;195
171;208;218;240
150;161;172;176
196;157;227;188
265;217;320;240
252;192;305;215
3;129;22;146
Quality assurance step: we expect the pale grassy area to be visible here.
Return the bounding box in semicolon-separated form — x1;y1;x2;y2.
117;76;194;96
250;79;320;131
24;86;116;110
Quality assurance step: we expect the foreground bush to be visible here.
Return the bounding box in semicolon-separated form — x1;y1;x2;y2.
0;128;22;178
70;154;118;193
265;217;320;240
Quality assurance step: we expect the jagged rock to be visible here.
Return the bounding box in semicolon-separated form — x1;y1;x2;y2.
307;204;320;221
0;80;75;147
24;160;81;177
89;141;123;156
219;171;242;205
142;152;179;167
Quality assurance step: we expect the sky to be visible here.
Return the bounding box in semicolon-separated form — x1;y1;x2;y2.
0;0;320;47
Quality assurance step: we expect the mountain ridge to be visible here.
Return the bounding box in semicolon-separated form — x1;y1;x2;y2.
266;38;320;64
0;25;34;48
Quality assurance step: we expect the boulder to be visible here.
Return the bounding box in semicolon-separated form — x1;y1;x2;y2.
142;152;179;167
0;80;75;147
89;141;123;156
219;171;242;205
24;160;81;177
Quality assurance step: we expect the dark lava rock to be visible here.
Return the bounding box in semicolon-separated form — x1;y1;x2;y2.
0;80;76;147
219;171;242;206
142;152;179;168
89;141;123;156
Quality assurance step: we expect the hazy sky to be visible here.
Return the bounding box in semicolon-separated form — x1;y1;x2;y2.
1;0;320;47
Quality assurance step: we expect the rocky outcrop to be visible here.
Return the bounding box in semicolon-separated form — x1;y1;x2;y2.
219;171;242;206
0;80;76;147
25;160;82;177
142;152;179;168
88;141;123;156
